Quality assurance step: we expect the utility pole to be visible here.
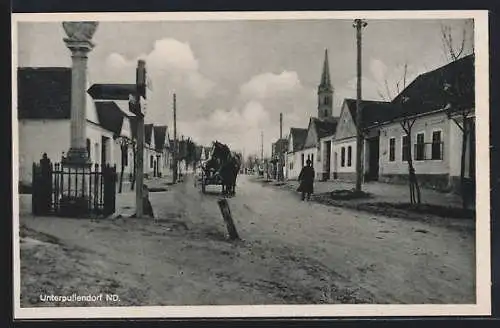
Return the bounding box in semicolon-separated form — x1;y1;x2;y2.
261;131;264;162
353;19;367;192
278;112;283;181
134;59;147;218
172;93;178;184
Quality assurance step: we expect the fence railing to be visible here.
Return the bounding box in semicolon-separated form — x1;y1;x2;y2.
32;154;116;218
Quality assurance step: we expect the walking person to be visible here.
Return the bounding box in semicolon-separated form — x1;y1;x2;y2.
297;159;315;201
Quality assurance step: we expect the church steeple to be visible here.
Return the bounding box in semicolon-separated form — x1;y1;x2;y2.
318;49;333;119
320;49;332;90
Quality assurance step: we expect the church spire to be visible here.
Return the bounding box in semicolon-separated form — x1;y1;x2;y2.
319;49;332;89
317;49;333;120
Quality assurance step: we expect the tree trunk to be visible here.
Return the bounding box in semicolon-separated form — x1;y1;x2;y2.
118;144;126;193
131;148;137;191
460;115;468;209
402;120;421;205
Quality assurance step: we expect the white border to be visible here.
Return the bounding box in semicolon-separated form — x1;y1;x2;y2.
12;10;490;319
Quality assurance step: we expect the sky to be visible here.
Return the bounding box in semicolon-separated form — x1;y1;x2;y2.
16;18;473;157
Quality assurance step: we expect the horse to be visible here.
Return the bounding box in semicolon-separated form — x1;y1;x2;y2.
211;141;241;196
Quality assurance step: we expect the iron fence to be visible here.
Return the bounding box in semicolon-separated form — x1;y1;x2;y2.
32;154;116;218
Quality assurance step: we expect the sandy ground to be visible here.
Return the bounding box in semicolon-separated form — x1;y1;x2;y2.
19;174;475;307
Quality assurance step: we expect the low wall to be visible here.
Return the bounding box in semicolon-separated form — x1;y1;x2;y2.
379;173;450;192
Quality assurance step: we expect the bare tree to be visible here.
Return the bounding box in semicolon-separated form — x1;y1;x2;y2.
115;136;133;193
441;21;475;209
378;64;422;205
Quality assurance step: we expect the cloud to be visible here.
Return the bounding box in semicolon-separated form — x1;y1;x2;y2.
240;71;302;99
103;38;215;99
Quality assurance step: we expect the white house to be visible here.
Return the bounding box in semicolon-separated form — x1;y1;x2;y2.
17;67;128;187
331;98;396;182
377;54;475;192
285;128;308;180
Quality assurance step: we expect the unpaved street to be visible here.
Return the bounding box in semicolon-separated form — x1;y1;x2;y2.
20;174;475;306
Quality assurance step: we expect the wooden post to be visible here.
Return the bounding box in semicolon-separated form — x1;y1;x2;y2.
354;19;367;192
278;113;283;181
135;59;146;218
217;198;240;240
173;93;178;184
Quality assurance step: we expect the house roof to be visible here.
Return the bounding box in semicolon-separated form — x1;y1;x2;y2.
289;127;308;152
343;99;399;129
312;117;339;139
144;124;154;145
94;101;126;137
87;84;137;101
17;67;72;119
391;54;474;121
153;126;167;152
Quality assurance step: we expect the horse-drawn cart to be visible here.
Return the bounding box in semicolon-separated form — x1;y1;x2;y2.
198;166;224;194
196;141;242;196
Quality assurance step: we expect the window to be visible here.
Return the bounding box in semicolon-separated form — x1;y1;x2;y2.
86;138;91;159
122;146;128;166
150;155;154;168
341;147;346;167
402;135;409;161
324;109;328;117
432;131;442;160
347;146;352;166
415;133;425;160
389;138;395;162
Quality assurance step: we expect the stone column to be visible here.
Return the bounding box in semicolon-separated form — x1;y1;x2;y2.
62;22;98;164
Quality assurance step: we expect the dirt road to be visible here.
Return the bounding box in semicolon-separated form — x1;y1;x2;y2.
20;174;475;306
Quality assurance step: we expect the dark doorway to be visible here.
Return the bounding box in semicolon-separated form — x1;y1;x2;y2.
101;136;108;165
366;137;379;181
323;141;331;180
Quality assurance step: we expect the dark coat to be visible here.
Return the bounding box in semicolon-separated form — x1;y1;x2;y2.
297;165;315;193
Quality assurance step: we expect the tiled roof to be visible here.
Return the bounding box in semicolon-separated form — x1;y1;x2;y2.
17;67;72;119
87;84;137;101
153;126;167;152
94;101;126;137
344;99;400;129
290;127;308;152
144;124;153;145
313;117;339;139
391;54;474;120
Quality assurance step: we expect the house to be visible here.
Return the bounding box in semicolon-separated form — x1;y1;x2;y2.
17;67;127;186
271;138;288;178
377;54;475;192
285;127;308;179
89;83;170;179
331;99;397;181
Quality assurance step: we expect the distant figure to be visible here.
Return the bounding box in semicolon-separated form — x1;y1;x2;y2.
297;159;315;201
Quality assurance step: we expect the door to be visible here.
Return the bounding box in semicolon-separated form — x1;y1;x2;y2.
101;136;107;165
333;152;338;179
367;137;380;181
323;141;331;180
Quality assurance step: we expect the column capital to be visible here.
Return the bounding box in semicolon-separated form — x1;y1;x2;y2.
64;39;94;57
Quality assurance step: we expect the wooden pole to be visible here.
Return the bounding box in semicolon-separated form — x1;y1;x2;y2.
173;93;178;184
217;198;240;240
354;19;367;192
135;59;146;218
279;113;283;181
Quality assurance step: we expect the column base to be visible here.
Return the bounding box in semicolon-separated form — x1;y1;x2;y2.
62;148;90;167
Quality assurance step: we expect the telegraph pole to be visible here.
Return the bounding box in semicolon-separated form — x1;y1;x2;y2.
261;131;264;162
173;93;178;184
353;19;367;192
278;113;283;181
134;59;146;218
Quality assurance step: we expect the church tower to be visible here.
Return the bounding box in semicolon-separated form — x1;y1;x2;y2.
317;49;333;119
